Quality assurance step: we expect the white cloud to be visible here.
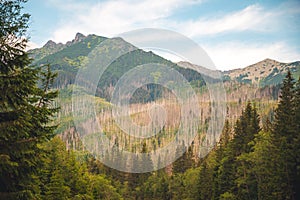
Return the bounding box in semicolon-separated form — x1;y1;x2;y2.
26;41;40;50
177;4;275;37
203;41;300;70
41;0;300;69
51;2;275;42
49;0;201;43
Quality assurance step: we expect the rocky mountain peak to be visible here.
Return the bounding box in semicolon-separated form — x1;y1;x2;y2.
65;33;86;46
223;58;300;86
74;32;86;42
43;40;57;48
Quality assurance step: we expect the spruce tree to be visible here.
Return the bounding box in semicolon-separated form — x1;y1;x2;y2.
294;77;300;200
249;130;279;200
213;119;231;199
44;169;70;200
217;103;260;199
234;103;260;200
232;102;260;156
0;0;58;198
272;70;298;199
197;160;214;200
172;141;193;174
273;70;295;145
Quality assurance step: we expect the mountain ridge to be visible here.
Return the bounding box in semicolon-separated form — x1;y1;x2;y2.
222;58;300;86
29;33;300;88
29;33;300;74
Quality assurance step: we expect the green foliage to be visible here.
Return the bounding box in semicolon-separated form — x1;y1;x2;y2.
220;192;236;200
247;130;279;200
140;171;171;200
46;71;298;200
2;1;299;199
30;34;210;102
40;137;122;200
270;70;299;199
172;141;194;174
213;103;260;199
44;169;71;200
0;1;58;198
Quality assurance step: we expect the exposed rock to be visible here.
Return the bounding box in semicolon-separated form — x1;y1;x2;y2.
43;40;57;48
66;32;86;46
223;58;300;85
74;32;86;42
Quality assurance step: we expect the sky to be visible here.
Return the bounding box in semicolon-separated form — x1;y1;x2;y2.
24;0;300;70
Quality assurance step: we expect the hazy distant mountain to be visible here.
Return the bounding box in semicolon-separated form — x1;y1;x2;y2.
178;59;300;87
223;58;300;87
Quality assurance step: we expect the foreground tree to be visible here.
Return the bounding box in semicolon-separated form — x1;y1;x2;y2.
294;78;300;200
216;102;260;199
245;72;299;200
0;0;58;198
271;71;298;199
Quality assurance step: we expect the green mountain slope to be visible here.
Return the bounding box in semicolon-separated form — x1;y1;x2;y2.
30;33;207;101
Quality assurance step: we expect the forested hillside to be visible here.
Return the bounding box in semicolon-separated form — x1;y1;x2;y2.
0;1;299;199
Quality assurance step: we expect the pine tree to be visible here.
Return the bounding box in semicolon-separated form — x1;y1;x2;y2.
216;103;260;199
295;77;300;134
273;71;295;140
44;169;70;200
136;142;154;199
232;102;260;155
140;142;154;173
248;130;279;200
213;119;231;199
172;142;186;174
234;103;259;200
0;0;58;198
271;70;298;199
197;160;214;200
217;146;236;198
172;141;194;174
294;77;300;200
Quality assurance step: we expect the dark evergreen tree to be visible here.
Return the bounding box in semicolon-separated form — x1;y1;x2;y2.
172;143;186;174
271;70;298;199
213;119;231;199
127;153;139;187
169;173;184;199
294;77;300;200
273;71;295;142
44;169;70;200
234;103;260;200
197;161;214;200
216;102;260;199
0;1;58;198
217;145;236;199
136;142;154;199
140;171;171;200
248;130;280;200
232;102;260;155
140;142;154;173
172;140;194;174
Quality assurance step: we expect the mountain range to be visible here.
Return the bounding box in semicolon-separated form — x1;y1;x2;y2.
29;33;300;92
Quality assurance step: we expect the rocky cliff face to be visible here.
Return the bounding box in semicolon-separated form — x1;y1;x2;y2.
66;32;86;46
